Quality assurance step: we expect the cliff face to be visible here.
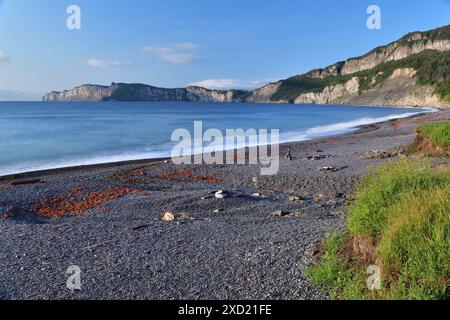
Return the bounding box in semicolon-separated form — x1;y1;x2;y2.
245;82;282;103
43;84;116;102
308;27;450;79
185;86;236;102
293;69;450;109
294;77;360;105
340;39;450;75
43;83;242;103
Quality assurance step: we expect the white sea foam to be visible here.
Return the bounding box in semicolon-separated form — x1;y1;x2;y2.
0;109;434;177
0;150;169;177
280;110;432;143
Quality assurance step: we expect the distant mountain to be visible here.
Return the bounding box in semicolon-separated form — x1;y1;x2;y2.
43;83;250;103
44;25;450;108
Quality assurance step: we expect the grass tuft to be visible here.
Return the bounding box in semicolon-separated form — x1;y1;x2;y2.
416;122;450;151
347;158;448;239
378;186;450;299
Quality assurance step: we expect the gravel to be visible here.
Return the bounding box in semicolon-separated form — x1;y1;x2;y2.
0;110;448;300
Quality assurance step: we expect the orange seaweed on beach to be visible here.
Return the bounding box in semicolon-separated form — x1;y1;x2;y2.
35;188;139;218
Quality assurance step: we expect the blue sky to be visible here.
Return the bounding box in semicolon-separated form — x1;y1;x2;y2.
0;0;449;100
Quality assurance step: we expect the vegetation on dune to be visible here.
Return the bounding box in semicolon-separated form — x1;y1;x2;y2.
377;187;450;299
271;50;450;102
308;158;450;300
347;158;448;239
416;122;450;151
306;232;366;300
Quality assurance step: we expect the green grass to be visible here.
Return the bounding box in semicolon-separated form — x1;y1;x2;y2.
377;187;450;299
306;232;367;300
417;122;450;151
308;159;450;300
347;158;448;239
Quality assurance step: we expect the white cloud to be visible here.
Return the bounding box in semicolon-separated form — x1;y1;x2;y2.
0;51;10;62
158;53;195;64
87;59;133;68
188;79;275;90
141;43;199;64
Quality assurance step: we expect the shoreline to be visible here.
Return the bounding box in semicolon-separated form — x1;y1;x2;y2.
0;108;448;300
10;99;446;111
0;109;433;180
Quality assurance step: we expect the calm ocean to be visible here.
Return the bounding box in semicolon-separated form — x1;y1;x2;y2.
0;101;430;176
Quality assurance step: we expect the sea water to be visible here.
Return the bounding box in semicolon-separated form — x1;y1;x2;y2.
0;101;431;176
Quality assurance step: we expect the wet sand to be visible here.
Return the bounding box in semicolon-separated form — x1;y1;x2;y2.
0;110;448;300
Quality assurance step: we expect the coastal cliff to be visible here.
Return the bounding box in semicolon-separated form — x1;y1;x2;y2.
43;25;450;108
43;83;248;103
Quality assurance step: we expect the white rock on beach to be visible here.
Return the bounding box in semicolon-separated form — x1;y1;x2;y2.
161;212;175;222
215;190;228;199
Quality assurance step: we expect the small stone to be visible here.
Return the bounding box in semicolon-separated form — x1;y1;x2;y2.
290;210;303;217
160;212;175;222
317;166;339;172
177;213;189;220
361;150;394;160
331;211;347;217
300;195;313;202
251;192;262;197
305;155;333;161
0;207;8;219
285;149;293;161
213;209;223;214
289;196;300;203
215;190;228;199
314;193;325;201
271;210;289;217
